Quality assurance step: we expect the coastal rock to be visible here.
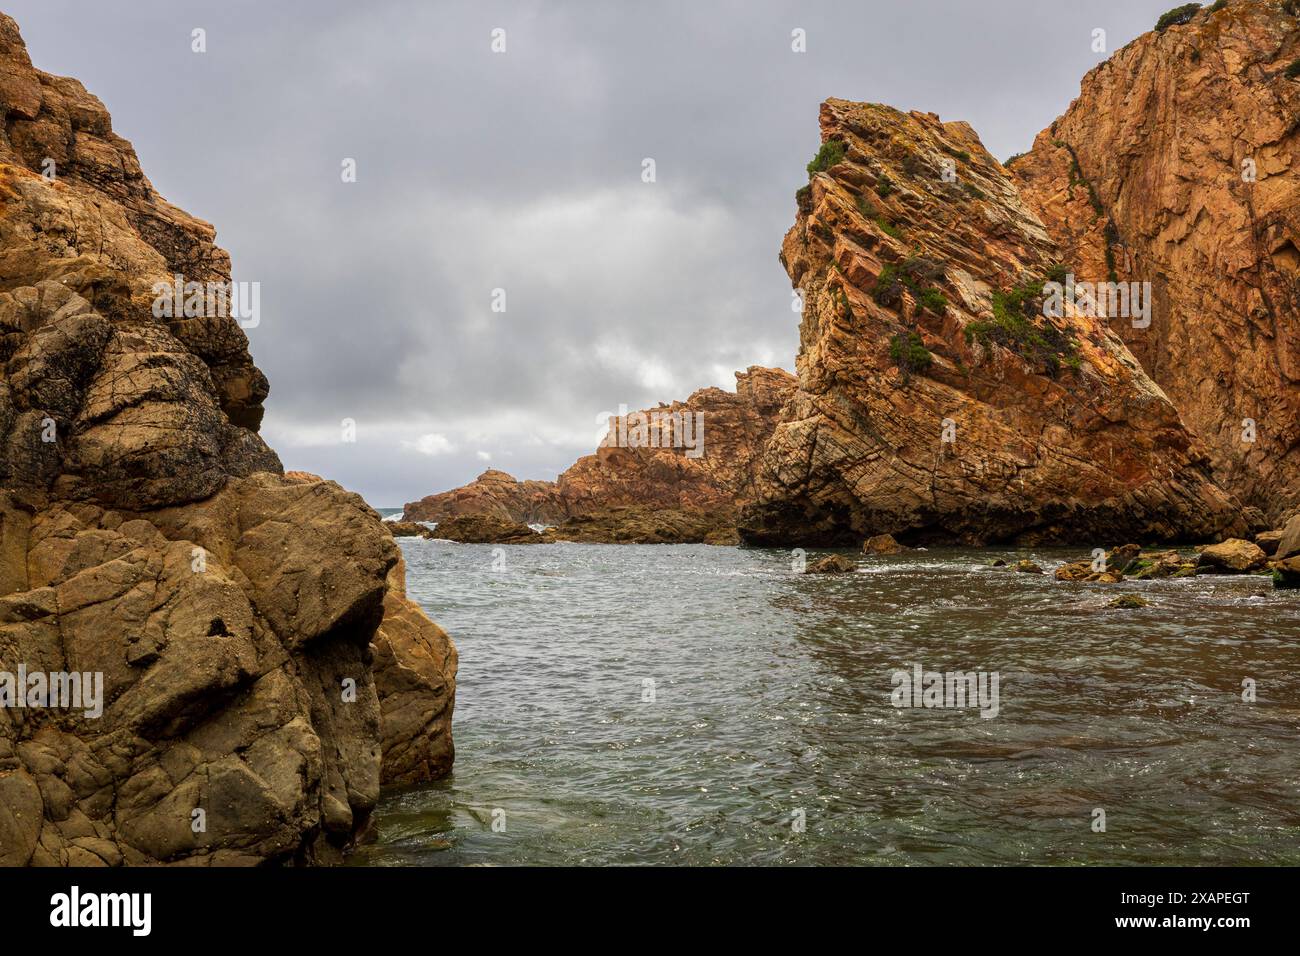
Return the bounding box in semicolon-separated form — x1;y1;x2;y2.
404;367;797;530
1107;594;1149;609
1197;538;1268;573
0;14;455;865
372;555;456;785
1016;560;1045;574
862;533;904;555
431;514;544;544
739;98;1246;547
1255;530;1283;556
385;521;435;539
805;554;856;574
1275;513;1300;561
544;506;738;544
1013;0;1300;525
404;469;567;525
1273;555;1300;589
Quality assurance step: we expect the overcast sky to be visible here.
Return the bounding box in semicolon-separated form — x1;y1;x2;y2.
9;0;1174;506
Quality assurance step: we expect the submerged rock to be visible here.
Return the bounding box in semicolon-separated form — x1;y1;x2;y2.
1107;594;1149;609
1016;560;1045;574
805;554;857;574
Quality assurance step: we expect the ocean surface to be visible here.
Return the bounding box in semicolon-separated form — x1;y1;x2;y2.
350;536;1300;866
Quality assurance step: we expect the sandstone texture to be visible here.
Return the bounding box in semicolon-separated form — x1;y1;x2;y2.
738;98;1249;547
403;367;796;530
1013;0;1300;525
0;14;454;865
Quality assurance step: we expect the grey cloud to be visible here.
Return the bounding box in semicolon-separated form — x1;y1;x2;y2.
8;0;1173;505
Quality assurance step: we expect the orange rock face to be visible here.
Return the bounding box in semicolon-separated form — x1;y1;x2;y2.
0;14;453;865
403;366;796;523
739;98;1249;546
1013;0;1300;525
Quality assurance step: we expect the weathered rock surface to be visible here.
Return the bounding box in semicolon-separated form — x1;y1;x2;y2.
804;553;856;574
1013;0;1300;524
544;506;740;545
0;15;454;865
430;513;544;544
1197;537;1268;573
403;367;796;527
806;554;857;574
739;98;1248;547
385;520;436;539
862;533;904;555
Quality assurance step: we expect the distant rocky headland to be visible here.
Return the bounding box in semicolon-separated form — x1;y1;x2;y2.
0;13;455;865
410;0;1298;564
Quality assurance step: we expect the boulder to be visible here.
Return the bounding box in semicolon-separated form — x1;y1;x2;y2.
1276;514;1300;562
1197;539;1268;574
863;534;904;555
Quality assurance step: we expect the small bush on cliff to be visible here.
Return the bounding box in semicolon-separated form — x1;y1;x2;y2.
965;275;1081;376
796;184;812;213
855;194;902;239
1003;152;1026;167
876;175;895;198
889;332;933;378
807;140;847;176
918;287;947;314
873;257;947;313
1155;4;1200;31
941;145;972;164
1286;58;1300;79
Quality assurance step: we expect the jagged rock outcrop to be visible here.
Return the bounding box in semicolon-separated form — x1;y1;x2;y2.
403;366;796;525
1012;0;1300;525
739;98;1249;546
0;13;454;865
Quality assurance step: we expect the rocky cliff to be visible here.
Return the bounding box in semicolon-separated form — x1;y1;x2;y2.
404;365;796;524
1013;0;1300;526
0;13;453;865
738;98;1249;546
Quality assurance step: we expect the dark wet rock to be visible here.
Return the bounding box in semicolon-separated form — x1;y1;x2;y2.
1273;556;1300;589
862;533;904;555
1255;530;1283;556
543;507;738;545
805;554;856;574
431;514;544;544
385;521;435;539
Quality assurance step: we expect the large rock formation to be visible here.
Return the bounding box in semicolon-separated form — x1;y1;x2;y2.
1012;0;1300;525
739;98;1249;546
404;365;795;524
0;13;453;865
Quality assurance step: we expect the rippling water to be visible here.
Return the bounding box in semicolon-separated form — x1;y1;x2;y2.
349;540;1300;866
